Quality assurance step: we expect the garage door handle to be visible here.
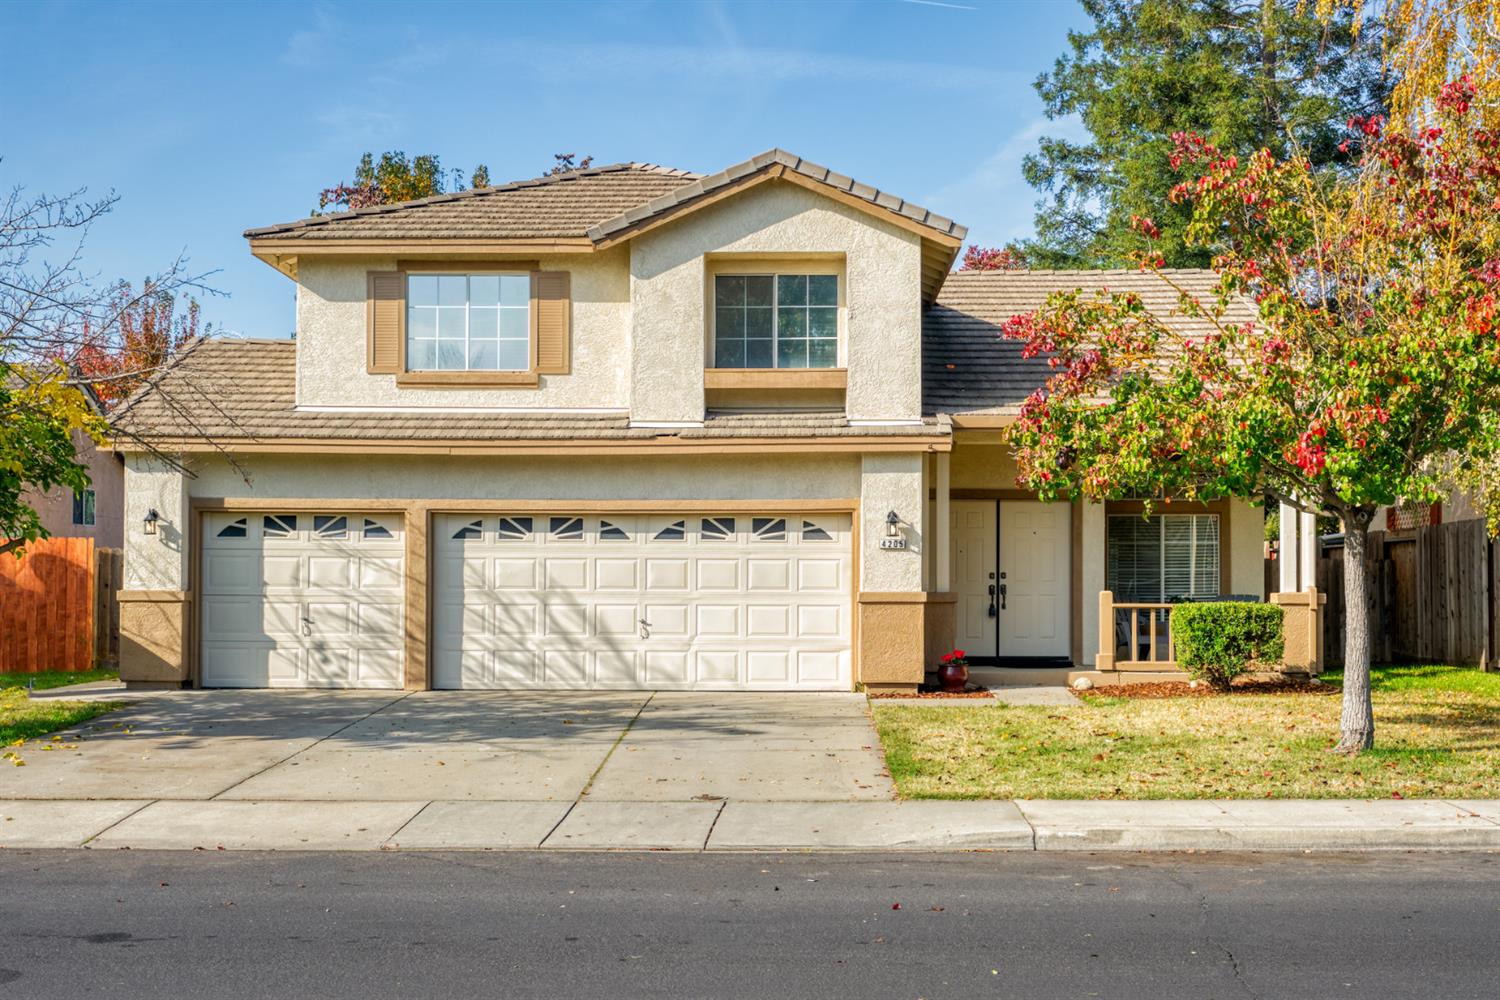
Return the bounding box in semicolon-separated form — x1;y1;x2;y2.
638;618;652;639
301;616;313;636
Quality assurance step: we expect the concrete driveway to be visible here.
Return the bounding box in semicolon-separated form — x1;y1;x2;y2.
1;689;899;850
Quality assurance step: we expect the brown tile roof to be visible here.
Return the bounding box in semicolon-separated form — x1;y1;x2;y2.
243;163;701;242
112;338;945;447
922;269;1257;416
243;150;967;246
588;149;966;244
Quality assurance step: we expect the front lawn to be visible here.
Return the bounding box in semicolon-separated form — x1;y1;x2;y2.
872;664;1500;799
0;670;123;758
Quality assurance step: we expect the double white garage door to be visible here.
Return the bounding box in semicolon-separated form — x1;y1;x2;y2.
201;510;853;691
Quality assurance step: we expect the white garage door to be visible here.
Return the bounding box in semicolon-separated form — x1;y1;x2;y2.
432;512;853;690
200;512;405;688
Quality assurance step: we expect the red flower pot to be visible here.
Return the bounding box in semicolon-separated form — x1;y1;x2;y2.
937;660;969;693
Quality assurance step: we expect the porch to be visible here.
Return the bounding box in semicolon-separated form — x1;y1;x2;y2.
901;432;1313;688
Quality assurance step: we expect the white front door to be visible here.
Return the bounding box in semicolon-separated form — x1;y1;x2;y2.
998;501;1071;658
431;512;852;690
950;501;998;657
200;512;406;688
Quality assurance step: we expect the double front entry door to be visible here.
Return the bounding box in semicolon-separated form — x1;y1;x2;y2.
950;500;1071;661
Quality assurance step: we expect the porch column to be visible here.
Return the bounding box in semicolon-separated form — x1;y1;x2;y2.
1278;502;1299;593
934;451;951;593
1298;509;1318;592
1079;500;1106;666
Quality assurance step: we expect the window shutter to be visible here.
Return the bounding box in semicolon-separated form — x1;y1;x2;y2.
367;271;405;374
532;270;571;375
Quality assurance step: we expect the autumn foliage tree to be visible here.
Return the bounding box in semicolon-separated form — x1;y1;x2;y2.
1000;78;1500;752
2;178;215;553
74;283;204;409
317;151;493;213
959;245;1030;271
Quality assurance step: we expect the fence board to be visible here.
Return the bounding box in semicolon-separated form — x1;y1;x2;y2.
0;537;98;672
1305;521;1497;669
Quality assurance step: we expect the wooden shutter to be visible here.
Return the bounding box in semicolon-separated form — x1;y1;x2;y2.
532;270;571;375
367;271;405;374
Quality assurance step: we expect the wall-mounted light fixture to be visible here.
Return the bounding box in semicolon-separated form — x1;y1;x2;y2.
885;510;901;537
143;508;160;536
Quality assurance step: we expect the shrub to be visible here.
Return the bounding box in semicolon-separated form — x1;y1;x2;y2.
1171;602;1285;692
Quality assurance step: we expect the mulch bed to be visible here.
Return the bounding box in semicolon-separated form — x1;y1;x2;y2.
868;684;993;699
1078;678;1335;700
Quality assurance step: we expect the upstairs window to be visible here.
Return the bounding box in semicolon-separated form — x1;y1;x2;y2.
407;274;530;372
713;273;837;369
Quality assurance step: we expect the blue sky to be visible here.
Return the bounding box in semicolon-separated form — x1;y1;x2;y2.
1;0;1091;338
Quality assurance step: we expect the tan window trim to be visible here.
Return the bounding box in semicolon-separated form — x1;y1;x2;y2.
395;370;541;388
704;368;847;390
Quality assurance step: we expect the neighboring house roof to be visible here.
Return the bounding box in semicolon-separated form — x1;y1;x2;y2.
922;269;1258;418
111;338;946;451
244;150;967;302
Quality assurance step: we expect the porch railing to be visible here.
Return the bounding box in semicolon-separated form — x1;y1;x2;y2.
1095;590;1183;672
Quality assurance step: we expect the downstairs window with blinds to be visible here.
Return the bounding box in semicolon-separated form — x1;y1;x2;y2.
1106;514;1220;603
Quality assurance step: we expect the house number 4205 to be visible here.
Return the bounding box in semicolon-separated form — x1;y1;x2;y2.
879;537;907;550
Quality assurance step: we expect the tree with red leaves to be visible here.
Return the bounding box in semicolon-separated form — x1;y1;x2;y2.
959;245;1029;271
73;282;205;409
1001;77;1500;752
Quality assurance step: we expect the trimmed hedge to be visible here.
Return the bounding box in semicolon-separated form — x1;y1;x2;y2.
1170;601;1285;691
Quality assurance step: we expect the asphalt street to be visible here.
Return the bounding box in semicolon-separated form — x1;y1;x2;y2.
1;850;1496;999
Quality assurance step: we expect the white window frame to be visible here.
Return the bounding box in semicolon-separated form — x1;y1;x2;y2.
712;272;840;370
1106;513;1220;602
406;272;530;373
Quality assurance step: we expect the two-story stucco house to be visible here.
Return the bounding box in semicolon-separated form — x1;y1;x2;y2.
112;150;1269;693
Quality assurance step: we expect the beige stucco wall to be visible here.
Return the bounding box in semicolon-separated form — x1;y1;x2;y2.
124;454;190;591
858;453;925;592
29;431;124;549
293;248;632;410
629;180;924;424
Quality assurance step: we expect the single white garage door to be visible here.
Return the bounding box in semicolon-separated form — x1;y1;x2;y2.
432;512;853;690
200;511;405;688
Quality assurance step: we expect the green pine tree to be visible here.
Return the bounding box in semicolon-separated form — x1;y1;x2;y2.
1020;0;1389;268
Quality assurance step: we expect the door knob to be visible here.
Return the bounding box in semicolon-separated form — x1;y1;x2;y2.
987;584;998;618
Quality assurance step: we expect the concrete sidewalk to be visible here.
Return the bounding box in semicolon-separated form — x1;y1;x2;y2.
4;797;1497;852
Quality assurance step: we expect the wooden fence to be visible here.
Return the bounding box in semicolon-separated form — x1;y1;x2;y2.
1281;520;1498;670
0;537;122;672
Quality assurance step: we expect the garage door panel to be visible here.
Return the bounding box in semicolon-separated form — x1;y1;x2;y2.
595;559;638;590
797;605;843;638
645;559;689;591
545;557;588;590
544;604;587;637
359;557;403;589
356;649;402;688
542;650;589;686
746;559;790;591
643;604;689;638
432;512;851;691
202;511;405;689
494;557;537;589
596;603;639;636
261;556;303;589
696;650;739;684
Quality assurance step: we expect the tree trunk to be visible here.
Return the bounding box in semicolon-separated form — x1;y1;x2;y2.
1335;510;1376;753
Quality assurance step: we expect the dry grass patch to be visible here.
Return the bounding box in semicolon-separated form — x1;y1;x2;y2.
873;665;1500;799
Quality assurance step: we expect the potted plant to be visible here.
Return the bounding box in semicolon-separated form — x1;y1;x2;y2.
937;649;969;693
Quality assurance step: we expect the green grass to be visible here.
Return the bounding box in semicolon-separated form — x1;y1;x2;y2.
0;670;124;761
872;664;1500;800
0;668;118;691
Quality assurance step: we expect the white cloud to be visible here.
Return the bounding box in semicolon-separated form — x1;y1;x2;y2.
282;5;340;69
